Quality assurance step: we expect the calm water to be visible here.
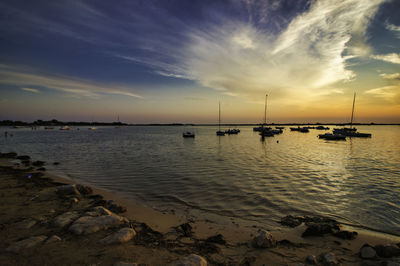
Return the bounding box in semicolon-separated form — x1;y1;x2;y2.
1;125;399;234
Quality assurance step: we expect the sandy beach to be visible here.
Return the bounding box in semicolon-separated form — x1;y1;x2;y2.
1;153;399;266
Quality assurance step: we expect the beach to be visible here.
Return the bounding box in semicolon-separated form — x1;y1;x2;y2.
1;153;399;265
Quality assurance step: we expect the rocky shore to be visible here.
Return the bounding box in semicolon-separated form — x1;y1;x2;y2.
0;152;399;265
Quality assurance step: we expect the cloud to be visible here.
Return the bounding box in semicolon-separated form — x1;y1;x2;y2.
380;73;400;80
112;0;385;106
0;65;142;99
21;87;40;93
371;53;400;64
386;23;400;38
365;85;400;105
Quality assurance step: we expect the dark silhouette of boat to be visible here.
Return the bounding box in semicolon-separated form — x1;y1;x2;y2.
318;133;346;140
183;131;195;138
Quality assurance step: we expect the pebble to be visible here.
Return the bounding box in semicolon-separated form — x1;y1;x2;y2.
360;245;377;259
252;230;277;248
306;254;317;264
319;252;339;266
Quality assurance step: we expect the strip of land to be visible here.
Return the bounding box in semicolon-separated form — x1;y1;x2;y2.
0;153;399;265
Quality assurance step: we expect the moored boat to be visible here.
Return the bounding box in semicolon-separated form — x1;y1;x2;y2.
318;133;346;140
183;131;195;138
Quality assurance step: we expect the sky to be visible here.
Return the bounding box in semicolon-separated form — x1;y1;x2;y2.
0;0;399;124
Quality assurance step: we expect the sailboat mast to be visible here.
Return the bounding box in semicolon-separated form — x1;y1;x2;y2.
264;94;268;125
219;101;221;131
350;92;356;129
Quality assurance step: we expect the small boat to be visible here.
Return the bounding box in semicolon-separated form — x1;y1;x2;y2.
44;126;54;130
316;126;330;130
260;128;274;137
225;128;240;134
182;131;195;138
290;127;309;132
216;102;225;136
88;127;97;130
275;126;285;129
318;133;346;140
59;126;70;130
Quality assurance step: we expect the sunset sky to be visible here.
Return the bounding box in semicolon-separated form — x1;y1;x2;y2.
0;0;399;123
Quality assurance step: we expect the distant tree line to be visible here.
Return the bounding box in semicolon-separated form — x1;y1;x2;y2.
0;119;127;126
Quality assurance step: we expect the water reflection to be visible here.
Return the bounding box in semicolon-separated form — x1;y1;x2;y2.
0;125;399;234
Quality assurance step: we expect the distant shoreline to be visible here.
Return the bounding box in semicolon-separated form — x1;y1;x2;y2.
1;119;399;127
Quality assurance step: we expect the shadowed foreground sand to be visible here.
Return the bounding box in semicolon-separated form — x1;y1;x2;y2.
0;155;399;266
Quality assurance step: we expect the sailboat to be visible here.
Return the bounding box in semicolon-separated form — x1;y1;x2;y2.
253;94;271;132
332;92;371;138
216;102;225;136
115;115;121;128
257;94;274;137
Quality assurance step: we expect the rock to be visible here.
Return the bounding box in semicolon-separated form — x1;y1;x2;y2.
45;235;62;244
37;167;46;171
16;155;30;160
6;235;47;253
306;254;318;264
99;227;136;245
14;218;37;229
53;211;80;228
302;223;339;237
53;162;60;165
252;230;277;248
333;230;357;240
114;262;137;266
205;234;226;245
375;244;400;258
280;215;303;227
106;203;127;214
32;160;45;167
57;184;81;197
179;223;193;237
318;252;340;266
69;213;128;235
360;244;377;259
171;254;207;266
76;184;93;195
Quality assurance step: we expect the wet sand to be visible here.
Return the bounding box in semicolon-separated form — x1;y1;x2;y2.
0;155;399;265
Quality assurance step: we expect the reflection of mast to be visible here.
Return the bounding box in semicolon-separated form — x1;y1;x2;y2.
350;92;356;129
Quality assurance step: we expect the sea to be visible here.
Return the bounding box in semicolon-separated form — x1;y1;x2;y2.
1;125;399;235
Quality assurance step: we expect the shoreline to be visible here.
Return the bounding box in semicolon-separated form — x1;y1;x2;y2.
1;154;399;265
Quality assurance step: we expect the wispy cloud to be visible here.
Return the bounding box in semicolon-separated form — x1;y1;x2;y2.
371;53;400;64
111;0;385;106
386;23;400;38
21;87;40;93
0;65;142;99
380;73;400;80
365;85;400;105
